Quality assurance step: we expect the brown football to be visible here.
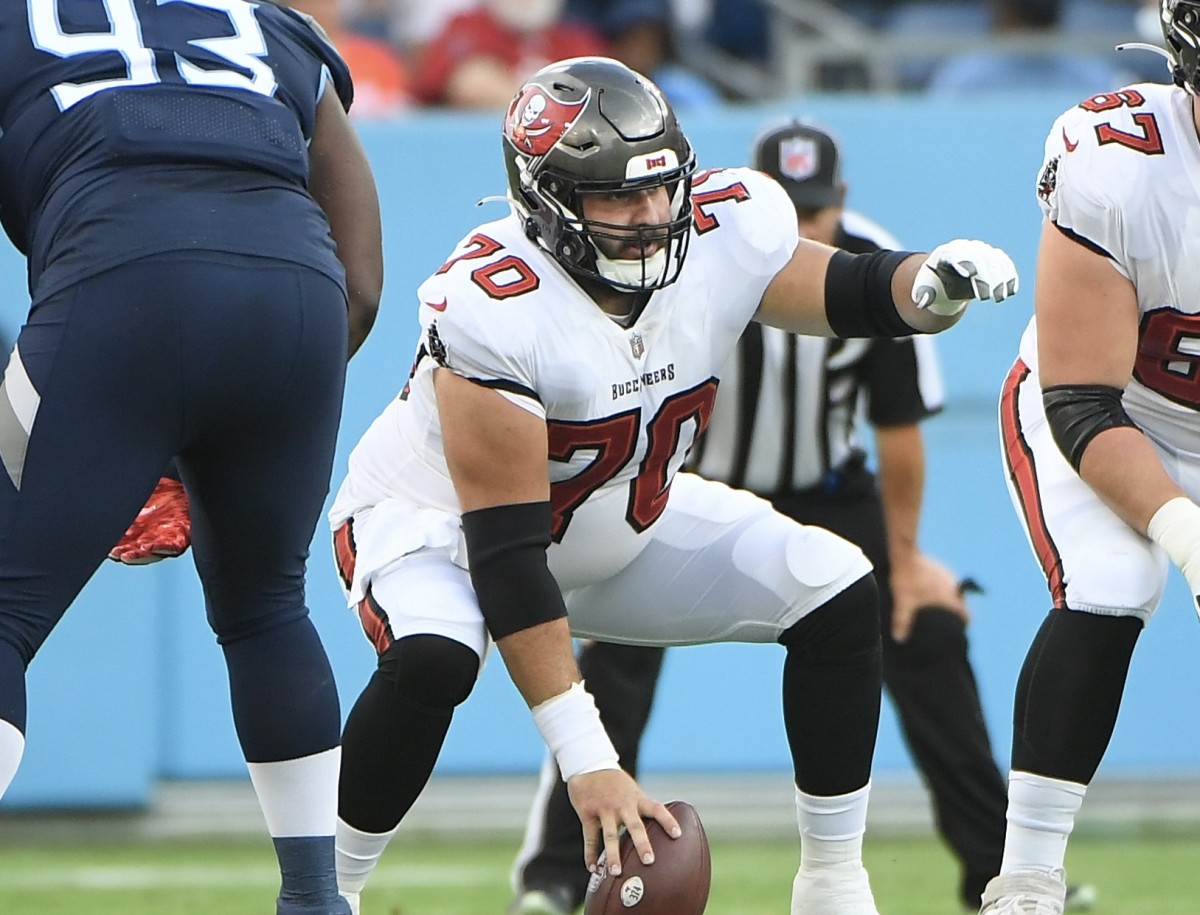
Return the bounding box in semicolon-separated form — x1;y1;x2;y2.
582;799;711;915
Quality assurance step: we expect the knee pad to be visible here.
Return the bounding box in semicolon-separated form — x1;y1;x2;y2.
1013;606;1142;782
376;634;479;709
779;573;880;661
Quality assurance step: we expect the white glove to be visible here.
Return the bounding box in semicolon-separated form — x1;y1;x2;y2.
912;239;1020;316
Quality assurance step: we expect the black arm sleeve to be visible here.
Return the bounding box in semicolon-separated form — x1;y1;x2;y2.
461;501;569;641
823;249;920;339
1042;383;1137;472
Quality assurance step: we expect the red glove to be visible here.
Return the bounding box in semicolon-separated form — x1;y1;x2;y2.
109;477;192;564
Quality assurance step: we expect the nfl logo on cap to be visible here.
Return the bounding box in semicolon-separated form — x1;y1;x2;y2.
752;119;844;211
780;136;819;181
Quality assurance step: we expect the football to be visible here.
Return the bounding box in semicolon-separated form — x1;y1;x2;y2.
582;799;711;915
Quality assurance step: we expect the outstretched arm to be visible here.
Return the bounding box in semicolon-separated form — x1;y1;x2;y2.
754;237;1018;337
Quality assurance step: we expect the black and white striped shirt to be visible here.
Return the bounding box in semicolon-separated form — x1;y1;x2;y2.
689;210;945;495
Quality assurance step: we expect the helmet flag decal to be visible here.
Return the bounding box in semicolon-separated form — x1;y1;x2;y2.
505;85;590;157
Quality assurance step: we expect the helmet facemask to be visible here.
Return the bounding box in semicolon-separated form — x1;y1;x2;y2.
502;57;696;292
1164;0;1200;93
524;158;693;291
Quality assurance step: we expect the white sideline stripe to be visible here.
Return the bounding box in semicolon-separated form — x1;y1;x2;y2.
0;862;498;889
2;344;38;434
0;344;38;490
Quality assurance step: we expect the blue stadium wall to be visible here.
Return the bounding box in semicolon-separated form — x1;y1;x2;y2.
4;91;1200;808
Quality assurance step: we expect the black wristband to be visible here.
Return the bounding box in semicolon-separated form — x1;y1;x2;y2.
824;248;918;338
1042;383;1137;472
461;501;568;640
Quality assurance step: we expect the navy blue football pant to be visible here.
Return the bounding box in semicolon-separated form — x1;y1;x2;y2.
0;253;346;764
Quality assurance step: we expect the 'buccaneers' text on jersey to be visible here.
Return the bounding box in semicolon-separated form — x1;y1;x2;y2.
331;166;795;593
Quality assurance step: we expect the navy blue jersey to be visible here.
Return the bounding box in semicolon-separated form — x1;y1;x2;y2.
0;0;354;300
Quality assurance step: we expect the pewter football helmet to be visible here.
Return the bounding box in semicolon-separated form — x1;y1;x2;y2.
501;57;695;291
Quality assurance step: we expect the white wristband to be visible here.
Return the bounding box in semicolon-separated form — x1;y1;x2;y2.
531;681;620;782
1146;497;1200;595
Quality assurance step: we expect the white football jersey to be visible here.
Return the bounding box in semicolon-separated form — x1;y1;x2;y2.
331;166;798;590
1026;81;1200;451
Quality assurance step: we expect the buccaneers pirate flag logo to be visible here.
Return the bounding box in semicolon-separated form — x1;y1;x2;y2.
505;84;590;157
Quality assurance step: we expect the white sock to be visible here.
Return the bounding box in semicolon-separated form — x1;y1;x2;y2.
0;718;25;797
796;782;870;868
246;746;340;837
337;817;399;895
1000;770;1087;875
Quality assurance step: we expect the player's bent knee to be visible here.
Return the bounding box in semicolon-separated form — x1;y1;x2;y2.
778;573;880;660
377;634;479;709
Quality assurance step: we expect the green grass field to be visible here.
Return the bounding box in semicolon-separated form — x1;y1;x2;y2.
0;832;1197;914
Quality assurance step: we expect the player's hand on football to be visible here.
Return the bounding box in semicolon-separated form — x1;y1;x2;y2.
108;476;192;564
568;768;681;876
912;239;1019;316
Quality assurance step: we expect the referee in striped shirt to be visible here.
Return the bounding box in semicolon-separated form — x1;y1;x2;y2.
509;120;1022;915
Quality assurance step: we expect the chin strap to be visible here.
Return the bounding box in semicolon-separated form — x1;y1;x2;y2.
595;246;667;290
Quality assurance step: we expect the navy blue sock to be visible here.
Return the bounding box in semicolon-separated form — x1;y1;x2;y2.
274;835;340;907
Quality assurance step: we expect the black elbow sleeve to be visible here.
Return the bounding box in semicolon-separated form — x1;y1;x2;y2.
824;248;918;338
1042;383;1137;472
461;501;568;641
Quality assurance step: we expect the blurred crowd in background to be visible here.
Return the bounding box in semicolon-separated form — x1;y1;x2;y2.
286;0;1169;118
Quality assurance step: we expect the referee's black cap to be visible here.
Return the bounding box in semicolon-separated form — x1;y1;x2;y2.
751;120;845;211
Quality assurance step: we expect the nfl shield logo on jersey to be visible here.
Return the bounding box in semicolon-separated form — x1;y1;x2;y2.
780;136;819;181
629;331;645;359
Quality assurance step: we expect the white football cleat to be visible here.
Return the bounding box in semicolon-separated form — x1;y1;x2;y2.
979;868;1067;914
791;861;880;915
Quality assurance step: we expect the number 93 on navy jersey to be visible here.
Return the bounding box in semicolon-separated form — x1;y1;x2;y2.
0;0;352;299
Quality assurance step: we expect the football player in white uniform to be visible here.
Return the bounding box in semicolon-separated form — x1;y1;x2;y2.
329;57;1018;915
984;2;1200;913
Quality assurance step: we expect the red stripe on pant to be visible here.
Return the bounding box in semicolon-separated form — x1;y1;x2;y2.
1000;358;1067;608
357;588;394;655
333;519;394;654
334;519;356;590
